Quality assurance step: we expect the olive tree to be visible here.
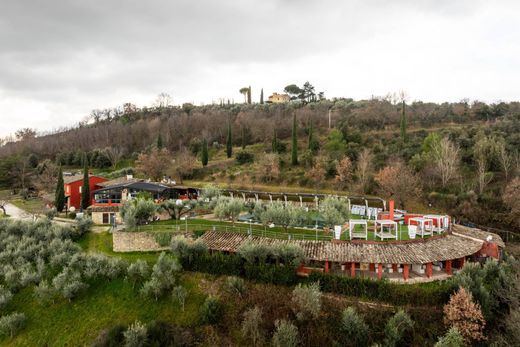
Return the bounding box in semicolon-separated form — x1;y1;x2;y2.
291;282;322;321
0;313;26;338
340;307;369;347
126;260;150;288
272;319;299;347
123;320;147;347
241;306;264;347
319;196;349;228
213;196;244;226
121;197;157;229
172;285;187;311
383;309;414;347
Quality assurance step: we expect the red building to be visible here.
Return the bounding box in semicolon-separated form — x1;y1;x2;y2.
63;175;108;210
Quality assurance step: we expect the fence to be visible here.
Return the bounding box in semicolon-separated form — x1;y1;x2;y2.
136;223;333;241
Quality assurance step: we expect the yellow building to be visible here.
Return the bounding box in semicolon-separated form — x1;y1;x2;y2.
268;93;290;103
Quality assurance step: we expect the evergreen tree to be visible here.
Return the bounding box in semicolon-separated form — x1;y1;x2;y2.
291;114;298;165
272;129;278;153
307;120;319;152
260;88;264;104
157;133;163;149
201;139;209;167
400;100;408;143
81;155;90;211
241;127;247;149
247;86;252;104
226;119;233;158
55;166;65;212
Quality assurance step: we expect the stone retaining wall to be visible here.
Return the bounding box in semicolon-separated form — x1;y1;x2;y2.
112;231;167;252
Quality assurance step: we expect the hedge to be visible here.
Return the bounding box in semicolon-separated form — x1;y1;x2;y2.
181;253;299;286
180;252;454;306
307;272;456;306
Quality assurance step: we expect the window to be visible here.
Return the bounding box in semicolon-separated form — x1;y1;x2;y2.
79;186;82;193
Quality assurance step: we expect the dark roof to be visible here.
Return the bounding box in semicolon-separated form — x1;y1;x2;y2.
93;181;170;194
97;177;141;187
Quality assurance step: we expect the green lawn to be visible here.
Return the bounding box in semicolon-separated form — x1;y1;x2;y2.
136;218;422;242
9;198;46;215
79;231;162;263
2;273;206;347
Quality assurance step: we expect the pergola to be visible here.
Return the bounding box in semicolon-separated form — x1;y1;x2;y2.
423;214;449;234
374;220;398;240
409;217;433;238
349;220;368;240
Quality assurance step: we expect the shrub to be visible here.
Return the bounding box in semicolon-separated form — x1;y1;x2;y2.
52;268;88;302
434;327;465;347
0;285;13;310
443;287;485;344
140;277;164;301
383;309;414;347
146;320;194;347
291;282;322;321
153;232;172;247
0;312;26;338
126;260;150;288
224;276;246;297
92;324;126;347
75;217;93;239
272;319;298;347
172;285;187;311
241;306;263;347
34;280;56;304
340;307;369;347
123;320;147;347
236;151;254;164
45;207;57;220
200;296;223;325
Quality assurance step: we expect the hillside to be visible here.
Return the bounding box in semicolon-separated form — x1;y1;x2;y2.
1;98;520;232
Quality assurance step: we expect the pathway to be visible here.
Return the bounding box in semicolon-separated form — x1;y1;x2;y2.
4;203;33;220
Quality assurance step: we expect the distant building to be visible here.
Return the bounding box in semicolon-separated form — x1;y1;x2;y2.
268;93;290;103
63;174;108;210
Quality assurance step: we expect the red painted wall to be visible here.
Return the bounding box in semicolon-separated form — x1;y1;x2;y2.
65;176;108;209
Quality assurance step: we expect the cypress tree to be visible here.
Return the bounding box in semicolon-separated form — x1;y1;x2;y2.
157;133;163;149
260;88;264;104
272;128;278;153
241;127;247;149
291;113;298;165
55;166;65;212
400;100;408;143
247;86;252;104
201;139;208;167
226;119;233;158
81;155;90;211
308;120;314;151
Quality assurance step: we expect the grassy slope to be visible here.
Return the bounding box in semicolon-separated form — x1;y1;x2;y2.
2;231;205;346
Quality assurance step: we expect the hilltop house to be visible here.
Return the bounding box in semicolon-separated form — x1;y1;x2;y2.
63;174;108;210
267;93;290;103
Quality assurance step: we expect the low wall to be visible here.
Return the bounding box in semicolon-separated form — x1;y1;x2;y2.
112;231;167;252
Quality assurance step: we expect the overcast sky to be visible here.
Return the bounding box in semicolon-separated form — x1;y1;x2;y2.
1;0;520;137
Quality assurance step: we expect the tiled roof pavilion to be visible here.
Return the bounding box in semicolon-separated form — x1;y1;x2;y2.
200;225;502;265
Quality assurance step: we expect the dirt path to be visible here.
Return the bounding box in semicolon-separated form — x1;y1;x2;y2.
4;203;33;220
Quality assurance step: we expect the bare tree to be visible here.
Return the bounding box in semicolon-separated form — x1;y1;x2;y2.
258;153;280;183
305;156;327;192
496;140;513;181
356;148;374;193
169;148;197;183
335;156;353;190
155;93;172;108
135;148;172;181
15;128;37;141
430;137;460;187
374;160;421;208
104;147;124;169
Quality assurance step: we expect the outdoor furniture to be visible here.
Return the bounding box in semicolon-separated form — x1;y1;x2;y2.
349;219;368;240
374;220;398;240
423;214;447;234
408;217;433;238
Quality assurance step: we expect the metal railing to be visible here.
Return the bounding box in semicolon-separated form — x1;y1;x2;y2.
136;223;333;241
